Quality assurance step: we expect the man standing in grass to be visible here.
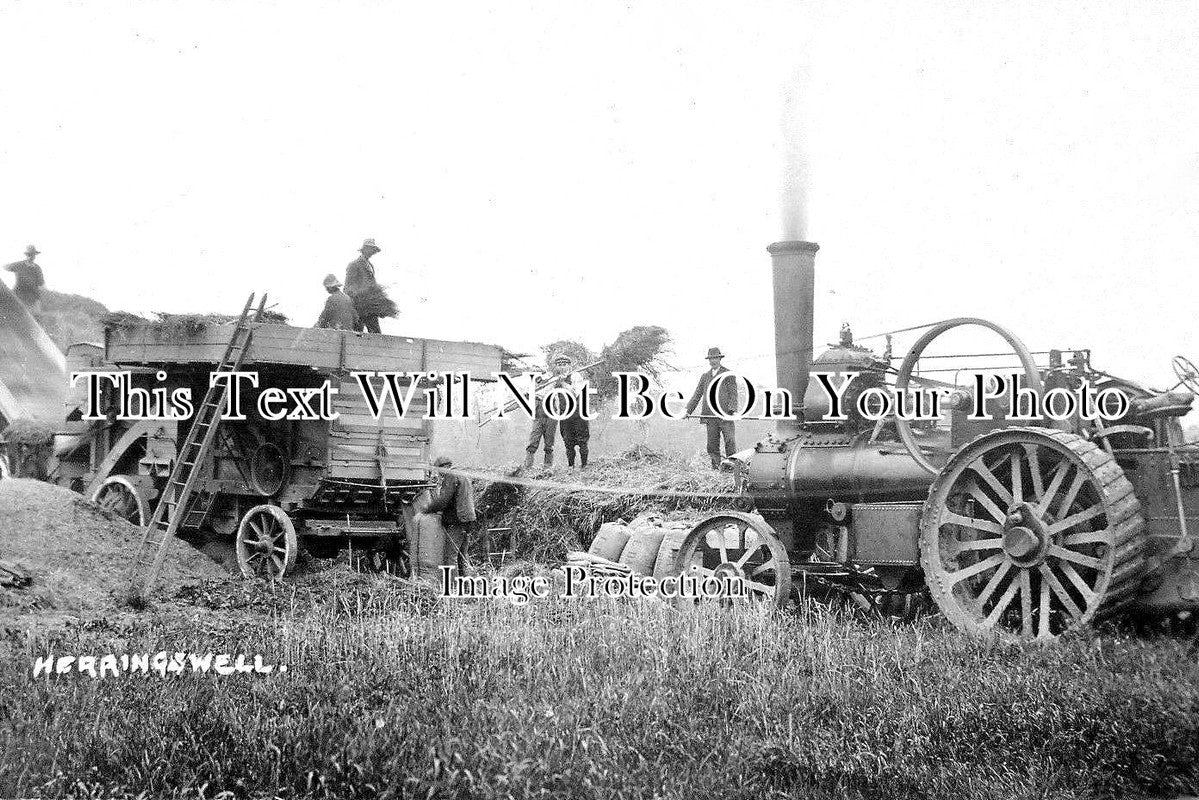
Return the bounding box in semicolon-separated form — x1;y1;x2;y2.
4;245;45;314
523;352;573;469
686;347;739;469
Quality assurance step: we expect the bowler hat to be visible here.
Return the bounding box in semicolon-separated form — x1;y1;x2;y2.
24;245;39;257
706;347;724;359
360;238;380;252
322;274;341;289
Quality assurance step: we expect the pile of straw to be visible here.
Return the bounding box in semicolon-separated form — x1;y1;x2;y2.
472;453;737;563
1;418;55;445
352;285;398;319
535;327;673;399
101;309;290;335
594;326;673;398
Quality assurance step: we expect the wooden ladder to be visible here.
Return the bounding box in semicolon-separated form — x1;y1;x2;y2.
128;293;266;600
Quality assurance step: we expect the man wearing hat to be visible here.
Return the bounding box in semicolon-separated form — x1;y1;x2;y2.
315;273;359;330
685;347;740;469
523;352;574;469
344;238;383;333
4;245;45;313
413;454;477;582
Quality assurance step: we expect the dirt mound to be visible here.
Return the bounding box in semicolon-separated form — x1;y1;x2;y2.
0;479;229;625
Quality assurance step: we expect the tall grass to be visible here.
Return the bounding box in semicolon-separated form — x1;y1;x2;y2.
2;576;1197;799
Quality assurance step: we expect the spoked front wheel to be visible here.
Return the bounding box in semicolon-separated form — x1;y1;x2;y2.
236;504;298;580
674;512;792;608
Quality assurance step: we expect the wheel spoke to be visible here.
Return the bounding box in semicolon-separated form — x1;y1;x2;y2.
249;517;265;537
1010;451;1023;504
966;481;1007;524
1024;444;1045;501
982;578;1021;627
969;458;1015;508
954;538;1004;553
944;553;1005;586
749;561;776;578
1057;560;1098;605
744;579;776;597
1048;545;1102;570
1063;528;1114;547
1057;471;1088;517
976;560;1014;606
1019;570;1033;637
1048;504;1105;535
1039;563;1083;620
1038;461;1072;516
735;536;765;568
941;510;1004;537
1037;573;1051;638
271;554;283;575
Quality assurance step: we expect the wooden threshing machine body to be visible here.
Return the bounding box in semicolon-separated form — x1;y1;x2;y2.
60;321;500;575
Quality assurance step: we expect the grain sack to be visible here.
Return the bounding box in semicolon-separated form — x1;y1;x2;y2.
587;522;631;561
618;527;666;576
652;527;692;581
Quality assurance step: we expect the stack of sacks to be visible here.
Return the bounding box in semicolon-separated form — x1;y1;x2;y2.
584;513;698;581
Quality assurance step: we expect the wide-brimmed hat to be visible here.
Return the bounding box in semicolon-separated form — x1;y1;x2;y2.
551;352;573;365
24;245;39;257
706;347;724;359
433;455;453;468
360;238;380;253
322;273;341;289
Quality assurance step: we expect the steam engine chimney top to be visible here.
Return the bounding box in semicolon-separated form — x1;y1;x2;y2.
767;240;820;255
768;240;819;435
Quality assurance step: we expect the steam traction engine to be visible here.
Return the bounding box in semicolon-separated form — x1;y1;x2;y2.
674;241;1199;640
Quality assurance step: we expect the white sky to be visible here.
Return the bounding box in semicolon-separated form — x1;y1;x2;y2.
1;1;1196;393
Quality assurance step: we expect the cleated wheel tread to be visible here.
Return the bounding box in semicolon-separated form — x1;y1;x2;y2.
920;426;1146;640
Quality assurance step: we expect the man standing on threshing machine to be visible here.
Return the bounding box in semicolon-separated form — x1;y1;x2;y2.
315;274;360;330
344;238;384;334
4;245;45;314
523;352;574;469
686;346;739;469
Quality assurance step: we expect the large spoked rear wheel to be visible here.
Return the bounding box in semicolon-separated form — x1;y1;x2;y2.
236;504;298;580
674;512;791;609
921;427;1146;641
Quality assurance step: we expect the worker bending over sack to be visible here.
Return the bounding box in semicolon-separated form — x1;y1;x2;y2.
409;455;476;583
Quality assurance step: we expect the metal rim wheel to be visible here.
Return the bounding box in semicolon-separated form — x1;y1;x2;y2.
920;427;1146;640
90;475;150;527
895;317;1050;476
236;504;298;580
674;512;791;608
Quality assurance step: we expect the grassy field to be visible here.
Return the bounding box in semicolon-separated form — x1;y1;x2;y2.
3;569;1198;800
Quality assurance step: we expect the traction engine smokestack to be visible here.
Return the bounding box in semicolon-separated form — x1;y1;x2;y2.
767;240;819;434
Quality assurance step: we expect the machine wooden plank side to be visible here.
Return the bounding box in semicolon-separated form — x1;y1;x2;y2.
106;323;503;378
